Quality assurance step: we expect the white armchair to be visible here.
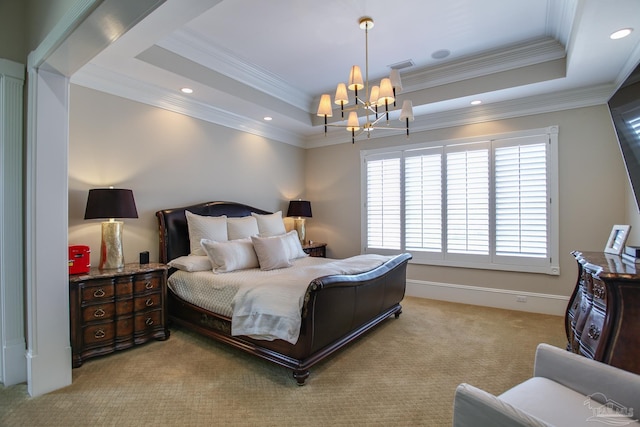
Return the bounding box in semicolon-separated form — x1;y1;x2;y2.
453;343;640;426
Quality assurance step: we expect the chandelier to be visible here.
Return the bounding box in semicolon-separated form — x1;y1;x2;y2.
316;17;414;143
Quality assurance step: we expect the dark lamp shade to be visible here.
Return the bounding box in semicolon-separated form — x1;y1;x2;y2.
84;188;138;220
287;200;312;218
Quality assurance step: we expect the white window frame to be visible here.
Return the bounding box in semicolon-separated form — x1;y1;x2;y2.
360;126;560;275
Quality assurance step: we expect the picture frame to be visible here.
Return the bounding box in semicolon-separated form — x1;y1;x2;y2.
604;224;631;255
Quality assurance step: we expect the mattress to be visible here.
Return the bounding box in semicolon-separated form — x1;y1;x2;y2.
167;256;332;318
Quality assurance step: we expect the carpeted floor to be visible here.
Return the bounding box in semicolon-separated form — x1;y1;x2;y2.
0;297;566;426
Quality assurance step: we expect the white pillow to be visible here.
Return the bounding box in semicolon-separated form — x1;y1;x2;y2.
227;216;259;240
167;255;212;272
251;235;292;270
185;211;228;256
200;238;259;273
282;230;309;260
251;211;287;237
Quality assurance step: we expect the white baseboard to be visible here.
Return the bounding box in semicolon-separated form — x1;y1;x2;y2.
405;279;569;316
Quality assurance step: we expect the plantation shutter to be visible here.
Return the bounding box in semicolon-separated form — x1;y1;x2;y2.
366;154;401;250
494;136;548;258
405;149;442;252
446;146;489;255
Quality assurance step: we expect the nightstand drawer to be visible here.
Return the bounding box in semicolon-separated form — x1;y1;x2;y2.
134;272;163;294
135;309;162;331
579;308;605;359
83;322;115;345
81;281;115;303
302;242;327;257
134;293;161;311
81;303;115;323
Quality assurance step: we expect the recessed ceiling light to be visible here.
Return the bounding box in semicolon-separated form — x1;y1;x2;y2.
610;28;633;40
180;87;193;94
470;100;482;106
263;116;273;121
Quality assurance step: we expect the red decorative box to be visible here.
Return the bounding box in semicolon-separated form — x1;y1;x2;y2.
69;245;90;274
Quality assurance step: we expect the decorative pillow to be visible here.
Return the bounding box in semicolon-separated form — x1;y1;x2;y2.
281;230;308;260
251;211;287;237
251;235;292;270
227;216;259;240
167;255;212;272
200;238;259;273
185;211;228;256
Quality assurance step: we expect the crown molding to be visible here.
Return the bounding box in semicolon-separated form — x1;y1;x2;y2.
71;62;306;147
156;27;312;113
309;37;566;109
303;83;614;149
545;0;577;46
401;37;566;93
72;54;614;150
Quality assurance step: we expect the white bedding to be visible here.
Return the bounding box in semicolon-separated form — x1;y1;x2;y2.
168;254;392;344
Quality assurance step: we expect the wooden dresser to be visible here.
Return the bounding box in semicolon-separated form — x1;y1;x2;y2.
566;251;640;374
69;263;169;367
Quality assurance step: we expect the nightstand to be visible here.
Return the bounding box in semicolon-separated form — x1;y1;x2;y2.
69;263;169;367
302;242;327;257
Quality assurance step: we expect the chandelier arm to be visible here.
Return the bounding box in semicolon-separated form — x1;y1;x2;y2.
325;123;407;131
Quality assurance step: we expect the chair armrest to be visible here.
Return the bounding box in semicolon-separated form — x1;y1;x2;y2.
452;383;552;427
533;343;640;415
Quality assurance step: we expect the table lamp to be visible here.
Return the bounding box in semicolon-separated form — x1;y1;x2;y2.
84;188;138;269
287;200;312;244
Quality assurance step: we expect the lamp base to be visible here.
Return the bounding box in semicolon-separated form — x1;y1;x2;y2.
100;221;125;269
293;218;306;245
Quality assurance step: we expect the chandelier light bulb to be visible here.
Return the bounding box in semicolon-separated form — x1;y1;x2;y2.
335;83;349;105
369;85;380;105
348;66;364;91
346;111;360;131
377;78;395;105
390;69;403;93
316;94;333;117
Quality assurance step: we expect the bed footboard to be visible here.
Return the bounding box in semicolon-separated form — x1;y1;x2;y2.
302;253;412;355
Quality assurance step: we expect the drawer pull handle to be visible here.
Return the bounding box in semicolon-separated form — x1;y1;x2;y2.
93;308;105;318
145;281;153;289
145;318;154;326
93;288;105;298
94;329;106;339
145;299;154;307
588;324;601;340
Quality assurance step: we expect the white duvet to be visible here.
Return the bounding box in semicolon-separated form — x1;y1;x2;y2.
168;254;392;345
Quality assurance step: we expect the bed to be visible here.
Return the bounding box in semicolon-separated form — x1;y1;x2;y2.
156;201;411;385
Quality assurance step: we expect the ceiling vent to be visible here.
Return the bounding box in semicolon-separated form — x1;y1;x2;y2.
388;59;414;70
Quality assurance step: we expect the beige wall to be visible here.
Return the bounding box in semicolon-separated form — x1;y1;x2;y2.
305;104;634;298
68;85;307;264
26;0;79;52
0;0;78;62
0;0;26;62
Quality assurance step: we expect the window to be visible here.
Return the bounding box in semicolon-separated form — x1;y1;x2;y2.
361;127;559;275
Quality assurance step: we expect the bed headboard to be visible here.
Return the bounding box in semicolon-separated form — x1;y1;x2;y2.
155;201;271;264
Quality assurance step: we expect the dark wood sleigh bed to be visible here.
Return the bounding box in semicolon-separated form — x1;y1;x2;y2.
156;201;411;385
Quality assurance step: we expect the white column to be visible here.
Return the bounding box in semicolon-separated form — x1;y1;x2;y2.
24;67;73;396
0;58;26;386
